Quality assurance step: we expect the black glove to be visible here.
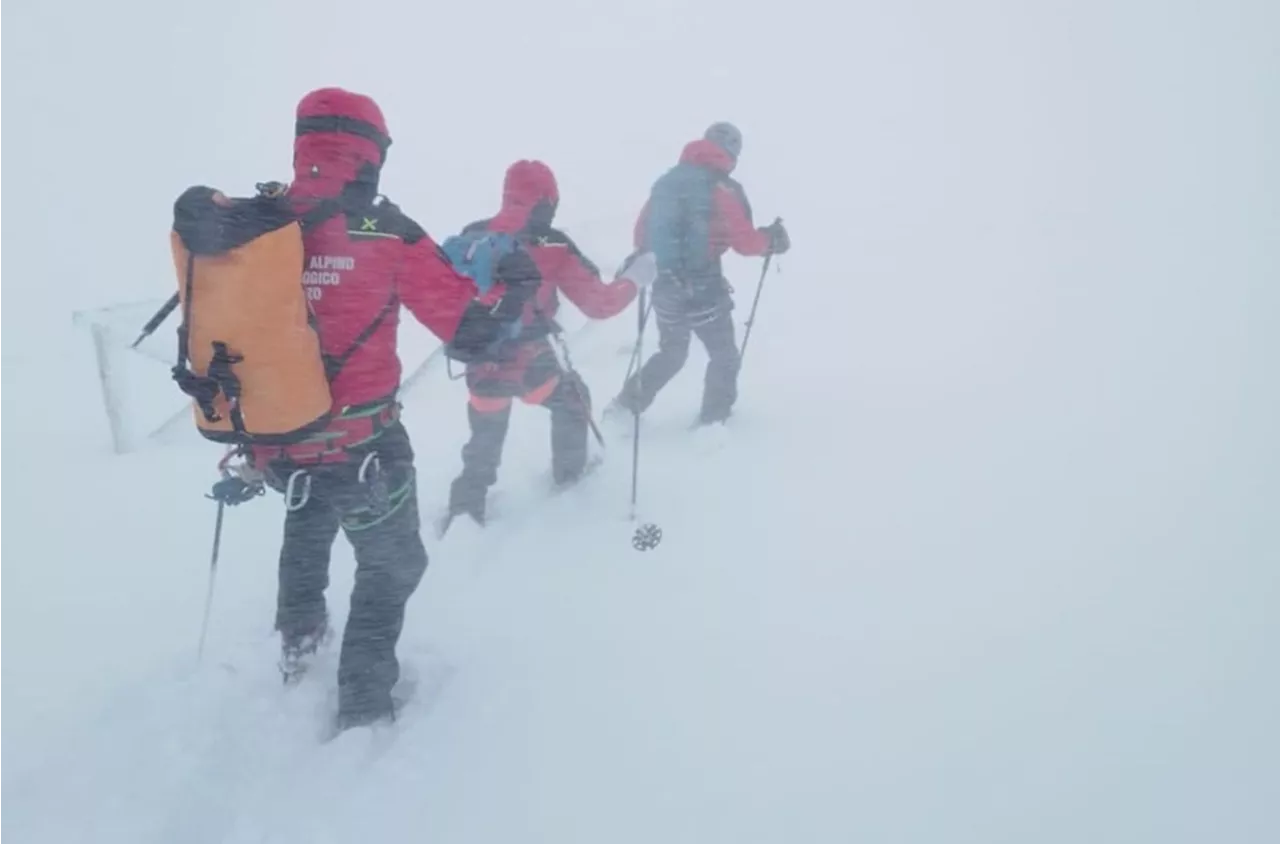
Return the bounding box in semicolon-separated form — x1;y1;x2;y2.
487;247;542;327
495;248;541;299
446;247;542;363
447;301;508;363
760;218;790;255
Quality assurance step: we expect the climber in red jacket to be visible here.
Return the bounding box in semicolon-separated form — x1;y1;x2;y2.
614;122;789;426
250;87;531;733
444;159;641;528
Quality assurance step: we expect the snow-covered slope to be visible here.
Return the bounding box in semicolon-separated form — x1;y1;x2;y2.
5;2;1279;842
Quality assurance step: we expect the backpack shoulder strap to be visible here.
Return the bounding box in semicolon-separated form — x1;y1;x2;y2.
298;197;343;233
322;293;399;383
174;251;197;380
299;192;404;383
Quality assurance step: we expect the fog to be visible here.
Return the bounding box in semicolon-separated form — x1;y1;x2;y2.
4;1;1278;841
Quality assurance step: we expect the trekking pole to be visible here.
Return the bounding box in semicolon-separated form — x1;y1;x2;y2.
611;250;655;393
629;289;647;521
196;499;226;662
132;292;181;349
620;295;654;391
738;250;776;368
624;295;655;381
626;289;663;551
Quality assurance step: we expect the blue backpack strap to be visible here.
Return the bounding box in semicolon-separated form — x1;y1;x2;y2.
440;229;522;296
440;228;532;362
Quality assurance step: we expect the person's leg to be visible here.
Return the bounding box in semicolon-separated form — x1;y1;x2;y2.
514;341;590;486
447;398;512;524
275;483;340;678
618;316;692;413
448;358;520;523
539;372;591;485
693;308;742;424
329;424;430;727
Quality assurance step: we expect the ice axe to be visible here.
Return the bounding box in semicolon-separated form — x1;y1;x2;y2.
196;449;265;662
132;292;181;349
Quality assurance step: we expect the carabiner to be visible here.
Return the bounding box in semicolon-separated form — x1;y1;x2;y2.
284;470;312;512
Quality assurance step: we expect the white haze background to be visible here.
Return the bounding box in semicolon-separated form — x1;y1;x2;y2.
3;1;1279;841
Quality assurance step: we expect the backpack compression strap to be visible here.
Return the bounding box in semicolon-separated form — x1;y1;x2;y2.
297;188;403;384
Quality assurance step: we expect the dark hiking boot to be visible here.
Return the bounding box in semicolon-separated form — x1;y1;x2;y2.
334;682;398;734
447;476;487;527
601;395;641;440
551;453;603;493
334;704;395;734
279;623;332;685
611;389;644;416
696;405;733;427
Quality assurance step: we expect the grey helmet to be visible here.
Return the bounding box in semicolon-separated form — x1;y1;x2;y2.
704;121;743;161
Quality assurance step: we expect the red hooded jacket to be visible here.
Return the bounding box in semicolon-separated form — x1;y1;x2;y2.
282;88;483;416
633;139;772;261
466;160;637;335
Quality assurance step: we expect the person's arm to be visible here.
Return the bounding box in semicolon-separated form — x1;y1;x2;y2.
379;202;538;352
394;221;481;343
713;182;774;257
633;198;651;250
543;231;637;319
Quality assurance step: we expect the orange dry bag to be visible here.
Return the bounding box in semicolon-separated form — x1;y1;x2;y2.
168;185;335;445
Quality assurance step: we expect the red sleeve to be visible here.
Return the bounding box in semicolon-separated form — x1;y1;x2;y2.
396;236;479;342
542;244;637;320
714;184;771;256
